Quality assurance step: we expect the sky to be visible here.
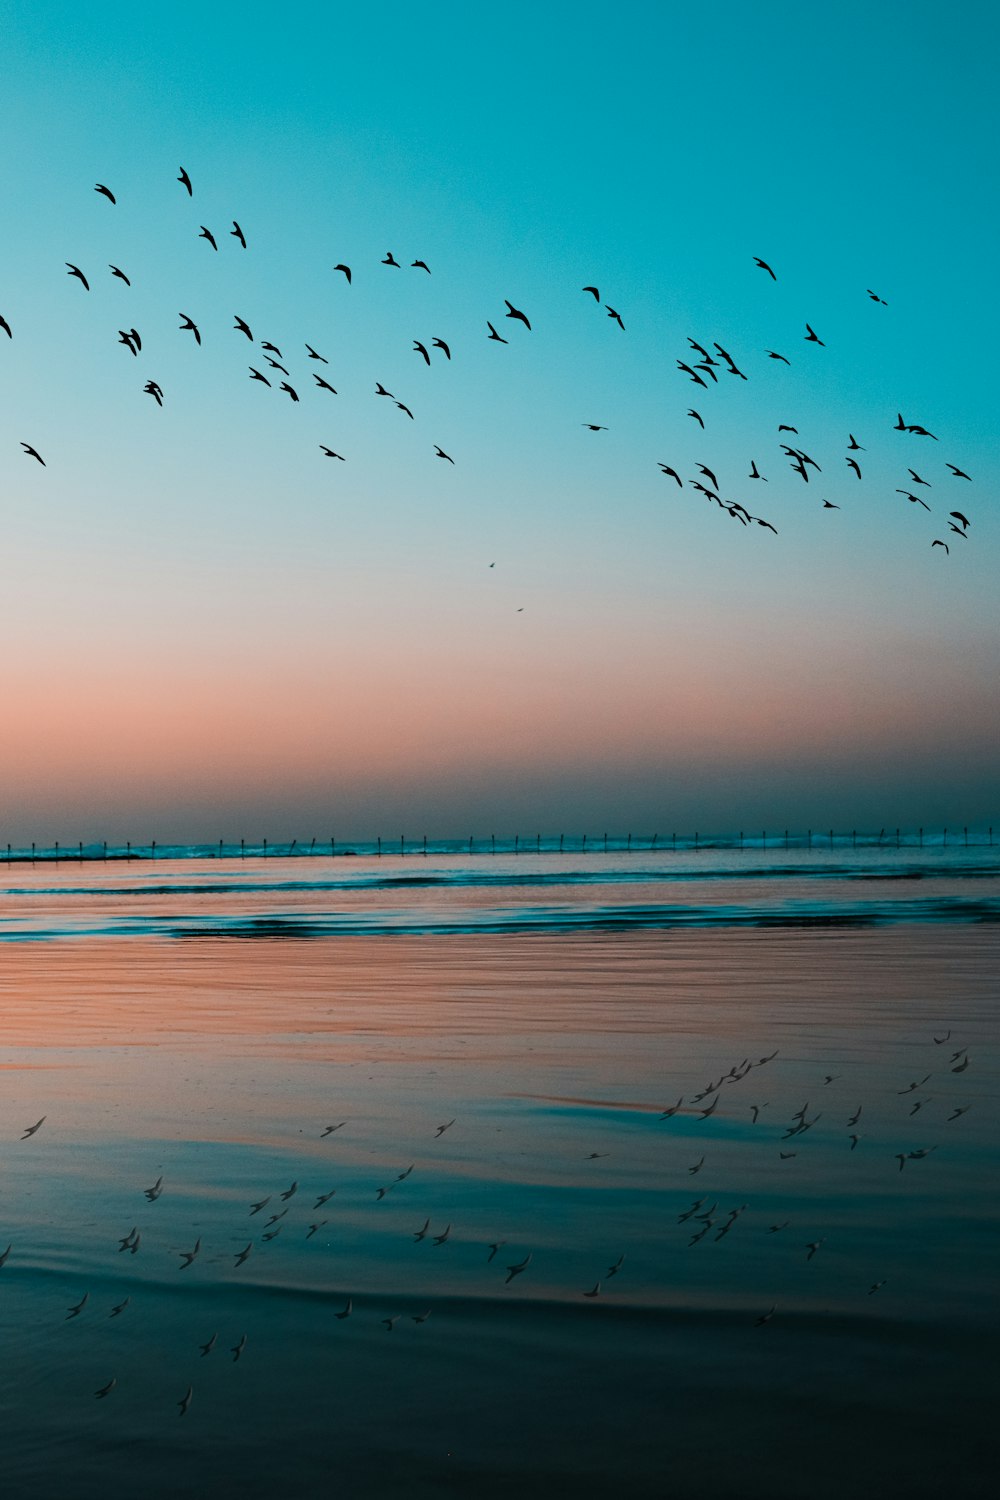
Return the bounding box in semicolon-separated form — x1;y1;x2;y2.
1;0;997;842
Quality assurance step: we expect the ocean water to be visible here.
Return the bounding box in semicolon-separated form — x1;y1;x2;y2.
0;847;997;1498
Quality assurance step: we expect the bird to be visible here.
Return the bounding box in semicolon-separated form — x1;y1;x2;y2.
846;457;862;478
396;400;414;419
0;313;11;337
658;466;682;487
849;1134;861;1150
0;1245;11;1267
66;1293;89;1320
249;367;271;386
582;286;600;300
20;445;45;467
414;340;431;364
264;355;289;374
265;1209;288;1226
382;252;400;266
178;1386;193;1416
697;1095;718;1119
931;540;949;554
306;1222;327;1239
933;1030;952;1044
109;1297;130;1317
505;1252;531;1284
375;382;394;398
198;226;218;251
231;221;246;248
688;1156;705;1174
823;1074;840;1085
375;1186;392;1201
908;469;930;486
231;1335;247;1361
66;263;90;290
320;447;345;460
688;410;704;428
947;465;971;481
129;1232;142;1255
411;259;431;273
199;1333;217;1356
143;380;164;406
145;1175;164;1202
435;1119;455;1137
178;1238;201;1269
583;423;608;431
949;512;970;529
433;1224;452;1246
314;1190;336;1206
750;1104;766;1123
765;350;790;364
115;1224;135;1250
335;1298;352;1319
95;1378;117;1399
234;1242;254;1266
313;375;337;393
177;167;193;195
847;434;864;450
753;257;776;279
748;460;767;481
487;1242;506;1262
94;183;116;203
411;1309;432;1323
948;1105;970;1121
767;1222;789;1234
583;1282;601;1298
868;1280;887;1295
952;1055;969;1072
179;314;201;345
434;445;454;463
486;321;509;343
234;316;253;340
105;265;132;291
848;1106;863;1126
804;324;825;345
432;337;451;358
697;463;719;490
382;1315;401;1332
805;1241;825;1260
280;382;299;401
867;288;888;305
606;1254;625;1277
118;330;139;356
677;360;707;387
897;1076;931;1095
334;264;352;283
606;306;624;329
897;490;930;510
780;1151;797;1159
504;300;531;329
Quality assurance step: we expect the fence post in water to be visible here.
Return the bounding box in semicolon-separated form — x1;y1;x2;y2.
151;841;156;860
400;835;405;857
672;833;676;851
694;831;699;851
918;828;923;848
332;836;336;858
377;837;381;857
582;834;587;853
784;829;788;850
126;841;130;860
55;841;59;862
310;837;316;856
103;840;107;861
536;833;540;854
423;835;427;857
627;833;631;851
964;826;968;848
515;835;519;855
807;830;812;850
32;841;36;863
896;829;900;848
492;834;496;855
943;828;948;848
469;835;473;854
829;829;833;849
559;834;563;852
219;839;223;858
603;832;608;853
739;830;743;850
79;841;83;862
241;838;245;859
263;838;267;859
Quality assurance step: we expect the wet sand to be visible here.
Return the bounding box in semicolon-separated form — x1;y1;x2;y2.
1;904;997;1497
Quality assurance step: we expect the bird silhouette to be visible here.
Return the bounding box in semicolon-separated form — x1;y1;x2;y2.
199;226;218;251
231;220;246;248
66;263;90;290
804;324;824;345
432;337;451;358
434;445;455;463
20;444;45;467
947;466;971;481
108;265;131;286
313;375;337;394
306;344;329;363
414;340;431;365
582;286;600;300
382;251;400;266
177;1386;193;1416
606;306;624;329
411;259;431;273
504;300;531;330
94;183;116;203
179;314;201;345
334;264;352;283
177;167;193;195
487;321;508;343
753;256;776;279
320;446;345;460
688;410;704;428
234;316;253;339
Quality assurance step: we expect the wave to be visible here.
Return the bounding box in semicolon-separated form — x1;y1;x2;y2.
2;895;999;941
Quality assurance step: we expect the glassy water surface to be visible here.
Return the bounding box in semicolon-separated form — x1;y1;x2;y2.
1;848;997;1497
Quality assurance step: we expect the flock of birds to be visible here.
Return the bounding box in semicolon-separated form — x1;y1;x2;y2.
0;168;979;563
1;1027;974;1418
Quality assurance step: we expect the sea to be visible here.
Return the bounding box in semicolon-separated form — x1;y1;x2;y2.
1;837;997;1498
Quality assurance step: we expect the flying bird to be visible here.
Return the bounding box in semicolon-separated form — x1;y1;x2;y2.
0;313;11;336
177;166;192;195
334;264;352;283
947;466;971;481
20;444;45;467
231;220;246;248
487;321;508;343
313;375;337;393
434;445;454;463
414;340;431;364
432;337;451;358
179;314;201;345
66;263;90;290
931;540;949;555
804;324;824;344
279;382;299;401
582;286;600;300
199;1333;217;1356
94;183;116;203
659;465;682;486
178;1238;201;1269
411;259;431;273
867;288;888;305
335;1299;352;1319
687;410;704;428
504;300;531;329
382;251;400;266
234;315;253;339
606;305;624;329
505;1252;532;1285
178;1386;193;1416
765;350;790;364
249;367;271;385
753;257;776;279
950;511;970;528
320;447;345;460
66;1292;89;1319
108;265;131;286
306;344;329;363
846;457;862;478
583;424;608;431
396;400;414;419
198;226;218;251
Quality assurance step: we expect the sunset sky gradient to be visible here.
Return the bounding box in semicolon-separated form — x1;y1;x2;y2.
1;0;997;841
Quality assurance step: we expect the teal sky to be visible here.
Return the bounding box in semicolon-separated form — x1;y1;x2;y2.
1;0;997;841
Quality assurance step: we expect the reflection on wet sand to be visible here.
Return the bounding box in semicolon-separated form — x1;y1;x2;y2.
0;871;998;1497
